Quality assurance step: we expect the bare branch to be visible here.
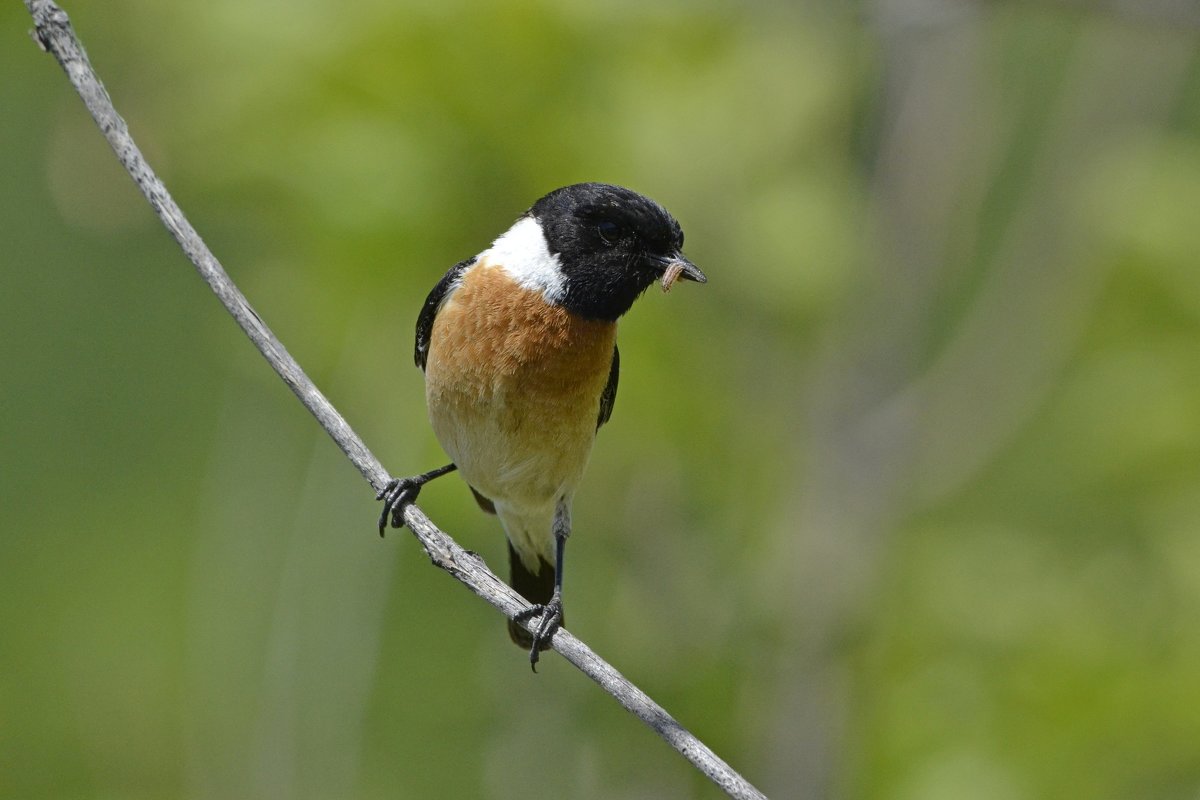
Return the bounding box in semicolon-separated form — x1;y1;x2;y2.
22;2;767;798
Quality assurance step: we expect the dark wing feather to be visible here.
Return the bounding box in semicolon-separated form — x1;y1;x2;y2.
414;257;474;371
597;344;619;430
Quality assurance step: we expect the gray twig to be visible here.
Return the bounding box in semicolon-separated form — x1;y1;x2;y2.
23;2;767;798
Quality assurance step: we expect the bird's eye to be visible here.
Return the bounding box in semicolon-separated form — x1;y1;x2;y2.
596;220;621;244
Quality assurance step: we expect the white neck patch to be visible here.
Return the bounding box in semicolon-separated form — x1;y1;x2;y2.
481;215;566;303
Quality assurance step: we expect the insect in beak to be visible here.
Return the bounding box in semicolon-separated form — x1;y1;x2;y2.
659;254;706;292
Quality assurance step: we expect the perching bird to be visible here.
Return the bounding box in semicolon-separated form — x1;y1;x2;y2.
378;182;705;667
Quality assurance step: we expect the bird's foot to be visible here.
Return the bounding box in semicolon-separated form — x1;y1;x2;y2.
512;592;563;672
375;463;457;536
376;476;424;536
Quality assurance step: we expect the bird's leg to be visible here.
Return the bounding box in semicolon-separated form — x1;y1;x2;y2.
376;463;457;536
516;500;570;671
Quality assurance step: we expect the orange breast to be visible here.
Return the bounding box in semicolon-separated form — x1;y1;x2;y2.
424;263;617;508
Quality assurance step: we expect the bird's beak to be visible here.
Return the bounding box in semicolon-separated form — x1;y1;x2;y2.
659;253;707;292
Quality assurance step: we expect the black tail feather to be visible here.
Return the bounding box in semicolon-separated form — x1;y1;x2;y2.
507;542;558;650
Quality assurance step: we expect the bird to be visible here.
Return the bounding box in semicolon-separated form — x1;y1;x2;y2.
378;182;705;668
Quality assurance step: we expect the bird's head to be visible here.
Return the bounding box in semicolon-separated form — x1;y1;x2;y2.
527;183;706;321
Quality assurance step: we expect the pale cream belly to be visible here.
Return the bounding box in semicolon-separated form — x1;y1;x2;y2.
427;380;600;508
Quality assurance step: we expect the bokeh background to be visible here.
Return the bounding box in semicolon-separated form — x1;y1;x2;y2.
5;1;1200;798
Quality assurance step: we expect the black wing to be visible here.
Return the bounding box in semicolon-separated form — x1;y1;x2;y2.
597;344;619;430
414;257;475;371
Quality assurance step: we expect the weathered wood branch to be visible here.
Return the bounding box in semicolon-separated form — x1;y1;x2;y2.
23;3;766;798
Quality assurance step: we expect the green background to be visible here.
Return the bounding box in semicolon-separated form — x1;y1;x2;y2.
5;1;1200;798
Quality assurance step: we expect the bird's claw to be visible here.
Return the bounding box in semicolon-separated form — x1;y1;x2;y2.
376;477;422;536
374;464;457;537
513;593;563;672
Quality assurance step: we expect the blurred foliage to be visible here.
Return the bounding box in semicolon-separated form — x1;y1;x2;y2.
4;1;1200;798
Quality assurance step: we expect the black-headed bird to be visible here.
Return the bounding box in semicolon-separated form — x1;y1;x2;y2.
379;182;705;667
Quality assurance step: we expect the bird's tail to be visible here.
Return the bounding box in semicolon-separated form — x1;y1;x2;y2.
479;488;560;650
507;542;558;650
